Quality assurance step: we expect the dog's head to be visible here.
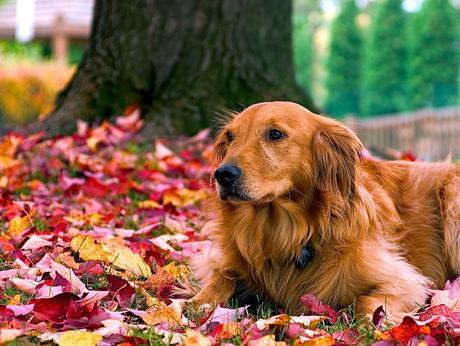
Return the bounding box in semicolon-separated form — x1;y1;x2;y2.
212;101;363;203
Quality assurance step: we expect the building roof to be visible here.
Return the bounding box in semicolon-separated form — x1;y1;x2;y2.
0;0;94;40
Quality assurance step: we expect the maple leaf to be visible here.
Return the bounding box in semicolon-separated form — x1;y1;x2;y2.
390;316;427;345
300;293;338;323
128;300;182;326
8;215;31;238
107;274;135;307
0;136;21;171
70;234;152;277
182;329;212;346
4;112;445;345
103;244;152;278
32;292;79;324
143;267;175;290
59;330;102;346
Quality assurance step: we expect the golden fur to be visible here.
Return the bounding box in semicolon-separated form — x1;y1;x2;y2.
191;101;460;320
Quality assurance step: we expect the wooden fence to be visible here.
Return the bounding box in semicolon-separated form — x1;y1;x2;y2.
346;106;460;161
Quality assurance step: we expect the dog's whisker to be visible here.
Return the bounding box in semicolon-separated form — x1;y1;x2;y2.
290;186;313;203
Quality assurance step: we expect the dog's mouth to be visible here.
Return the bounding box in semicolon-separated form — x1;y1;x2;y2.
217;184;281;205
217;183;252;202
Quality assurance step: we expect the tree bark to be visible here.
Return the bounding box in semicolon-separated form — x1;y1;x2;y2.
43;0;318;136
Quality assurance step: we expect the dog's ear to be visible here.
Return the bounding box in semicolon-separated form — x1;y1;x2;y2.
211;130;227;167
312;119;363;198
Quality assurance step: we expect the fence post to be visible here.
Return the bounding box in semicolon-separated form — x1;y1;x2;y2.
343;115;358;133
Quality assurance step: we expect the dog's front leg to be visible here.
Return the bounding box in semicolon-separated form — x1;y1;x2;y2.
355;241;431;322
191;270;235;305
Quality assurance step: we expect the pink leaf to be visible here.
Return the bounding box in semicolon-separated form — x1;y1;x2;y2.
300;293;337;323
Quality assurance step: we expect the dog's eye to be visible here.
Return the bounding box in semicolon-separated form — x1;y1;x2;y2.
267;129;286;141
226;131;234;143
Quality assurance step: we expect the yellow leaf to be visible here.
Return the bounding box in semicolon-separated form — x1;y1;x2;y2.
86;137;102;152
103;244;152;278
163;189;207;207
163;190;182;207
70;235;108;262
7;294;21;305
373;330;393;341
71;234;152;278
182;329;211;346
0;136;19;157
87;213;102;225
8;215;31;237
162;262;189;280
219;321;240;339
179;188;208;206
58;330;102;346
302;335;335;346
142;301;181;325
0;155;19;171
138;287;159;307
138;200;161;209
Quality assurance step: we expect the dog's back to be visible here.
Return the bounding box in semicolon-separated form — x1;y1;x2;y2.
363;159;459;285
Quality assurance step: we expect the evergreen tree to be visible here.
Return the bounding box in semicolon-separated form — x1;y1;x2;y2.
407;0;459;109
324;0;362;116
361;0;406;116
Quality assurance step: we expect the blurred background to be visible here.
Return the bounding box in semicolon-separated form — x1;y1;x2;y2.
1;0;460;160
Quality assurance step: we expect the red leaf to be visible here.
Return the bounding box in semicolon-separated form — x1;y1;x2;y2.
373;305;386;329
300;293;337;323
107;274;135;307
54;272;73;292
81;177;110;198
66;299;111;329
0;305;15;321
390;316;421;345
77;261;105;276
32;292;79;323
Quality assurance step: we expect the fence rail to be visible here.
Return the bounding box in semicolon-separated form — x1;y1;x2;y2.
346;106;460;161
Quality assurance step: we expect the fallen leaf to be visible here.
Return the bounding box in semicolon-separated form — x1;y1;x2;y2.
390;316;423;345
128;300;181;326
182;329;211;346
71;234;152;277
59;330;102;346
300;293;338;323
8;215;31;237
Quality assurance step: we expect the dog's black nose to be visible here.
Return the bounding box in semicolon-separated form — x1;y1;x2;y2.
215;164;241;187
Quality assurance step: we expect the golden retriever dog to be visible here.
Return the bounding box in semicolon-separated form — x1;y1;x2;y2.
191;101;460;321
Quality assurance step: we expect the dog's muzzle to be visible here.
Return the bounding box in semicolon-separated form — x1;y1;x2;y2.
215;164;241;187
214;164;248;200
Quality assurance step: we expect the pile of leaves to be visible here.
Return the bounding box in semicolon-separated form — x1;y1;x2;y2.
0;109;459;346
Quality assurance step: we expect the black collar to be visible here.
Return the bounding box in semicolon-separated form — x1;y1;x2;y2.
295;244;315;268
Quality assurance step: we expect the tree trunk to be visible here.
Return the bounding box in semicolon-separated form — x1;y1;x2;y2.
43;0;318;136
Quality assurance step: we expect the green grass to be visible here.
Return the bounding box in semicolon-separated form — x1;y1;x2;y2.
5;336;55;346
0;286;32;305
130;326;174;345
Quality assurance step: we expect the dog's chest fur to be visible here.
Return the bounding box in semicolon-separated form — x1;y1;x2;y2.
217;199;371;313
